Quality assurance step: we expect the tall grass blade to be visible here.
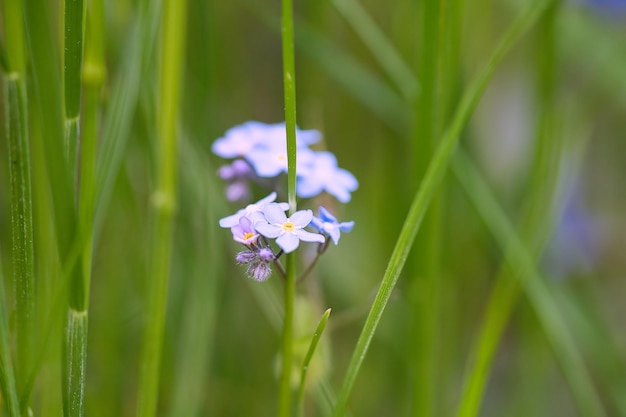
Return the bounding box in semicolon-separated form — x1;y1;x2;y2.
2;0;35;404
331;1;554;415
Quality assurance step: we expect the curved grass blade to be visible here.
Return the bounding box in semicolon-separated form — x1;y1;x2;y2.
296;308;332;417
0;258;20;417
331;1;554;415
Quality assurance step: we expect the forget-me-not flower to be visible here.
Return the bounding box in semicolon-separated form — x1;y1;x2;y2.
297;151;358;203
254;203;325;253
311;206;354;245
219;192;289;228
230;216;259;246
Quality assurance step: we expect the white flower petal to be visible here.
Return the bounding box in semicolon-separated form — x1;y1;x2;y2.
219;210;244;228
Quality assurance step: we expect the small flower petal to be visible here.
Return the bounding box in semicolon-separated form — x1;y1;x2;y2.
255;222;282;238
276;233;301;253
294;229;325;243
289;209;313;227
262;203;289;224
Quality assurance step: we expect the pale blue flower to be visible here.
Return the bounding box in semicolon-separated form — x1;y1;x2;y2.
212;121;321;161
246;142;316;178
311;206;354;245
254;203;325;253
219;192;289;228
297;151;358;203
212;121;270;159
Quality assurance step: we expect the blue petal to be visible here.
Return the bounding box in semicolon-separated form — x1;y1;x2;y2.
277;233;300;253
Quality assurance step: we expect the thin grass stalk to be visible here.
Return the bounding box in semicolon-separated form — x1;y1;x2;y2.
136;0;186;414
62;0;88;415
455;4;562;415
331;2;554;415
296;308;331;417
0;258;20;417
279;0;298;415
451;150;606;417
409;0;445;415
2;0;35;404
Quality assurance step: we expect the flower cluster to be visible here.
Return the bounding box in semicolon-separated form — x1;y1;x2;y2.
213;121;356;282
212;121;358;203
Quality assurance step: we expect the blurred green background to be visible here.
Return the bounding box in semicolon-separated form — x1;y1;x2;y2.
1;0;626;416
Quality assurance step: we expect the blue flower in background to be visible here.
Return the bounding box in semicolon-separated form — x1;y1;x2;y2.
246;140;317;178
311;206;354;245
212;121;321;160
219;192;289;228
297;151;358;203
254;203;325;253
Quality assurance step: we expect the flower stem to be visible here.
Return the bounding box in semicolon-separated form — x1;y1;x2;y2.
280;0;298;414
136;0;186;415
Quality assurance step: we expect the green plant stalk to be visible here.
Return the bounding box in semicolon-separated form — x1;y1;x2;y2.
279;0;298;415
296;308;331;417
2;0;35;402
0;258;20;417
451;150;606;417
331;1;553;415
455;3;561;416
64;0;86;172
136;0;185;415
62;0;88;415
409;0;445;415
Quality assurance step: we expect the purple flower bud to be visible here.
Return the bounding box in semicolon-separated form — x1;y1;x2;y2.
218;164;236;181
231;159;253;176
235;250;257;264
258;247;274;261
247;261;272;282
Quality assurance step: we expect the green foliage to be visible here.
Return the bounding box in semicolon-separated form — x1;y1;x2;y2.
1;0;625;416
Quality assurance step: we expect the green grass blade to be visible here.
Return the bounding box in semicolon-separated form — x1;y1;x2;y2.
0;258;20;417
296;308;332;417
136;0;186;414
451;150;606;417
2;0;35;403
331;1;553;415
455;4;563;414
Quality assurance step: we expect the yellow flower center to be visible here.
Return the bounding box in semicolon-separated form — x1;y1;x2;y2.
282;221;295;232
243;232;255;241
278;154;286;161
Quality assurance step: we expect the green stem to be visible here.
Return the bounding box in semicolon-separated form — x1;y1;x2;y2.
331;1;553;415
136;0;185;415
2;0;35;404
62;0;87;415
279;0;298;415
